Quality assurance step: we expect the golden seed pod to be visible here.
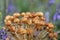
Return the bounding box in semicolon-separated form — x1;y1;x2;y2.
21;12;26;16
5;20;11;26
48;33;54;38
48;23;54;29
9;26;16;32
17;28;27;35
40;17;46;21
53;33;58;38
26;28;33;35
47;29;53;33
13;18;20;23
5;15;11;20
21;17;28;23
35;25;42;31
39;21;45;26
13;13;20;18
27;19;32;25
35;12;44;17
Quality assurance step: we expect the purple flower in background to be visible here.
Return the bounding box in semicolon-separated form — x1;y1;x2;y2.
7;0;18;13
45;11;50;22
0;29;7;40
53;3;60;22
49;0;55;4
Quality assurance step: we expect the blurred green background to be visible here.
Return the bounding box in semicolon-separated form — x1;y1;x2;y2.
0;0;60;40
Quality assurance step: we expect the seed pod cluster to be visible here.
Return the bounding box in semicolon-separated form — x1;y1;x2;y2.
4;12;58;40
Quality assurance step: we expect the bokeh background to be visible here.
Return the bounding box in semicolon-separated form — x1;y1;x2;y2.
0;0;60;40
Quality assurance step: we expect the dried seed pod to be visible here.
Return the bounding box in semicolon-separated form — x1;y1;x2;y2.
53;33;58;38
47;29;53;33
13;13;20;18
13;18;20;23
40;17;45;21
35;12;44;17
21;12;26;16
26;28;33;35
27;19;32;25
17;28;27;35
22;17;28;23
9;26;15;32
48;33;54;38
39;21;45;26
35;25;42;31
5;15;11;20
5;20;11;26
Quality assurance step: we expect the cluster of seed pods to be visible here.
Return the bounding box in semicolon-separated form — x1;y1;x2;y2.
4;12;58;40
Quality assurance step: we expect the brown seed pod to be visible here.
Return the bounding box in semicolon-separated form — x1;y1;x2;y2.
53;33;58;38
47;29;53;33
13;13;20;18
40;17;46;21
35;25;42;31
5;20;11;26
21;17;28;23
35;12;44;17
5;15;14;21
13;18;20;23
21;12;26;16
48;33;54;38
39;21;45;26
27;19;32;25
17;28;27;35
9;26;16;32
45;23;54;29
26;28;33;35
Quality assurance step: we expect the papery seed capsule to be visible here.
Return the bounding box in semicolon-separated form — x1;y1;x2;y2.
27;19;32;25
9;26;15;32
48;33;54;38
22;17;28;23
21;12;26;16
13;13;20;18
53;33;58;38
35;25;42;31
13;18;20;23
35;12;44;17
39;21;45;26
17;28;27;35
48;24;54;29
47;29;53;33
40;17;46;21
26;28;33;35
5;15;11;20
5;20;11;26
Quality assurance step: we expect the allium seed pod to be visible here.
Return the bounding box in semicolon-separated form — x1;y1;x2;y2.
27;19;32;25
40;17;46;21
13;18;20;23
26;28;33;35
47;29;53;33
35;12;43;17
35;25;42;31
13;13;20;18
48;33;54;38
21;12;26;16
17;28;27;35
53;33;58;38
5;20;11;26
5;15;12;20
22;17;28;23
8;26;15;32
